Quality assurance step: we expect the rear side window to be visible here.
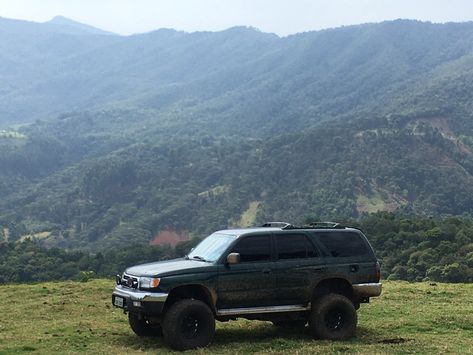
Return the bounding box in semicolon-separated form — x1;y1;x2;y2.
231;235;271;262
276;234;318;259
317;232;368;257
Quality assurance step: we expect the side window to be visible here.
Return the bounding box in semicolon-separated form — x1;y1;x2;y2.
317;232;368;257
277;234;318;259
231;235;271;262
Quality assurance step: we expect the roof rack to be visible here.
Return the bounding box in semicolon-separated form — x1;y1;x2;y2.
261;222;293;228
261;221;346;230
306;221;345;229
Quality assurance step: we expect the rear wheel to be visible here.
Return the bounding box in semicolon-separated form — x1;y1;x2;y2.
309;293;357;340
162;299;215;351
128;313;162;337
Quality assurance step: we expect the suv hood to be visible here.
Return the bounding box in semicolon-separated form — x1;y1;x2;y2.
125;258;215;277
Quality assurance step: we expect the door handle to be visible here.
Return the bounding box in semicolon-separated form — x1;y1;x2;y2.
350;265;359;272
262;268;272;274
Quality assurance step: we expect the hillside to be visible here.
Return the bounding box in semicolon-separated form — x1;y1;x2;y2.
2;19;473;252
0;280;472;354
2;111;473;250
2;19;473;131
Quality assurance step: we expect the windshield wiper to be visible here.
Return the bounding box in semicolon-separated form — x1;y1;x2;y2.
190;255;208;262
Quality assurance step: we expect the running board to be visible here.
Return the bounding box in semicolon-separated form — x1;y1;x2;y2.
217;303;311;316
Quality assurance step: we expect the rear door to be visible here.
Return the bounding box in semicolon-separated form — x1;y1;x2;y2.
273;232;326;305
315;231;378;284
217;234;278;308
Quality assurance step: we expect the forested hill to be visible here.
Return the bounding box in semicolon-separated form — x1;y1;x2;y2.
2;19;473;253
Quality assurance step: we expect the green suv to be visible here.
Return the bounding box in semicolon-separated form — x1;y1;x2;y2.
112;222;382;351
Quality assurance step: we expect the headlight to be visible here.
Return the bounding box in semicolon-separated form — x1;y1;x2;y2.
140;277;160;289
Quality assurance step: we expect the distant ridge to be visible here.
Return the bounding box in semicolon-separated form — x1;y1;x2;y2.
0;15;116;36
46;15;116;36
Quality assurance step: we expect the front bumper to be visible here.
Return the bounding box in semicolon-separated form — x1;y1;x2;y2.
112;285;168;315
352;283;382;298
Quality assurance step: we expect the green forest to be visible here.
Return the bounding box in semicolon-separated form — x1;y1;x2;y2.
1;213;472;283
1;19;473;283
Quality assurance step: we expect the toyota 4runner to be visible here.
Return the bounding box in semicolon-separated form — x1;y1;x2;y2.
112;222;382;351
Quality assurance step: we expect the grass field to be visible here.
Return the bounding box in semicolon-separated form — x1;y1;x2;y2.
0;280;472;354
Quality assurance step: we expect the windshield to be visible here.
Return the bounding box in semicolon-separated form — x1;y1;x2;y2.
187;233;237;262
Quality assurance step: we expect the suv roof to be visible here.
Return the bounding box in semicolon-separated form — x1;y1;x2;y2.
217;227;282;236
216;222;362;238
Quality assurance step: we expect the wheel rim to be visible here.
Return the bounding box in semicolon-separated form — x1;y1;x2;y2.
325;308;345;331
181;314;201;339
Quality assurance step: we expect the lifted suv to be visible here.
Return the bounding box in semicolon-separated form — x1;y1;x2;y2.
112;222;382;351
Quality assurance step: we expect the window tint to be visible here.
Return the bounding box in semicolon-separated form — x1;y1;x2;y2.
231;235;271;262
277;234;318;259
317;232;368;257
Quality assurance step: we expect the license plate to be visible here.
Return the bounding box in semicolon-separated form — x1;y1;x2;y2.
114;296;124;308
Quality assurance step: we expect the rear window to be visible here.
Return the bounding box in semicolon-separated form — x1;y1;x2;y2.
316;232;368;257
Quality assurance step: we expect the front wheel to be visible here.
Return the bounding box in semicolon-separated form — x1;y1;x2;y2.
128;313;162;337
309;293;357;340
162;299;215;351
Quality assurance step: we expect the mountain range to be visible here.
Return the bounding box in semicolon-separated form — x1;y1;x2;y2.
1;17;473;250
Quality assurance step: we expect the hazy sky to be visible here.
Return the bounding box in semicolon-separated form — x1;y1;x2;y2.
1;0;473;36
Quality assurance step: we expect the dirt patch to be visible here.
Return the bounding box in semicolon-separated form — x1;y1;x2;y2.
356;188;408;214
412;117;473;158
2;228;8;241
418;117;453;136
150;230;188;247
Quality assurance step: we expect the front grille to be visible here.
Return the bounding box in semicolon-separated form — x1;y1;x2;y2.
121;273;139;289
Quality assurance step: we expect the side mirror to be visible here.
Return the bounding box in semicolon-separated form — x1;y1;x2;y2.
226;253;240;265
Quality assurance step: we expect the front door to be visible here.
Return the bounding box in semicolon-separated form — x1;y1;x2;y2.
217;234;277;309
